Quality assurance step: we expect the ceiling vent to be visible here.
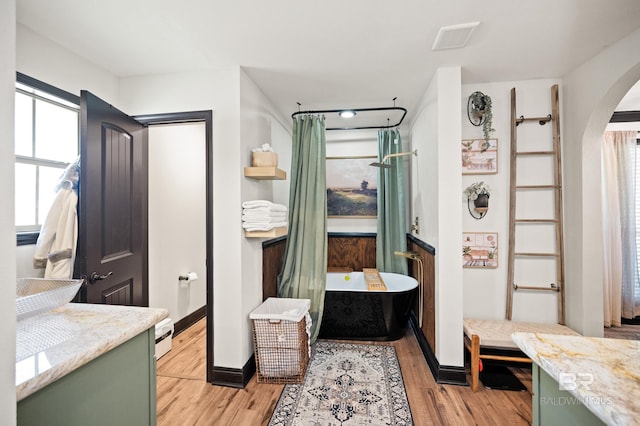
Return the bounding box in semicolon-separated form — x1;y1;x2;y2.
432;22;480;51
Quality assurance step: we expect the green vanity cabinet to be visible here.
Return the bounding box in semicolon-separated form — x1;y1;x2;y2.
18;328;157;426
532;364;604;426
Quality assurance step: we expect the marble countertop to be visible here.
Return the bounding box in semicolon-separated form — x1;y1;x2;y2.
512;332;640;426
16;303;168;401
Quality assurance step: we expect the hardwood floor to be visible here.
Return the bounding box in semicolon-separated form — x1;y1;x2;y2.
157;318;532;425
604;323;640;340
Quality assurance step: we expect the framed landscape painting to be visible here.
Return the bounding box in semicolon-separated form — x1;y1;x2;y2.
326;156;377;217
462;232;498;268
461;138;498;174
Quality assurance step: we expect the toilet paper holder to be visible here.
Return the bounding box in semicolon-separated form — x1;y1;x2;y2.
178;272;198;282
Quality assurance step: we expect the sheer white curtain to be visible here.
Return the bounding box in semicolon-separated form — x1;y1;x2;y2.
602;131;640;327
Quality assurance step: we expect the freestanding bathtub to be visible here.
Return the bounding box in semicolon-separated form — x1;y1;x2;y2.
318;271;418;341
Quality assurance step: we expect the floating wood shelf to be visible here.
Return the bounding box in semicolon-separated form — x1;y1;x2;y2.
244;167;286;180
244;227;287;238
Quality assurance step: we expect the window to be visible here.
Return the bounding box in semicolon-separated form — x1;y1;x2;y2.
15;74;80;239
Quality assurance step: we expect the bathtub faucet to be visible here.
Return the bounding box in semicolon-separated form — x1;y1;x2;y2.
394;250;420;260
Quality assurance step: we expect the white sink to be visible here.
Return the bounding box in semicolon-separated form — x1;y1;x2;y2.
16;278;83;321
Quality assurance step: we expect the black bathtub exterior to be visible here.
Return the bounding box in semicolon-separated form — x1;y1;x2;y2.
318;287;416;341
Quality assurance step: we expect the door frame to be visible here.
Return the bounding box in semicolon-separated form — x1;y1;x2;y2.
135;110;214;383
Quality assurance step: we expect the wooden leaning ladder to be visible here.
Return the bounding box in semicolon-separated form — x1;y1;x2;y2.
506;84;566;324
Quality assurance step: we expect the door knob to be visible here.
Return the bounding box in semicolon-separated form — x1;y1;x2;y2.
89;271;113;284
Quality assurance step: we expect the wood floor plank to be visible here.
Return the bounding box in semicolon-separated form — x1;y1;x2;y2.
156;318;534;425
158;317;207;380
604;323;640;340
229;409;263;425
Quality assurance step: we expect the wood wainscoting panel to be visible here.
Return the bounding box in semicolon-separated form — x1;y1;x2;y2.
262;233;377;301
408;237;436;353
327;233;376;271
261;237;287;300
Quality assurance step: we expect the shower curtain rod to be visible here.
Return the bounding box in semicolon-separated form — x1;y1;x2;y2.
291;106;407;131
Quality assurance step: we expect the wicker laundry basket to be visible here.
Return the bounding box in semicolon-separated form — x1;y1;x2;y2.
250;297;310;384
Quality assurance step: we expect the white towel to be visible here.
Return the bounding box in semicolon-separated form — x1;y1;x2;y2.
242;215;287;223
242;222;288;231
241;200;287;211
242;207;288;216
242;210;287;218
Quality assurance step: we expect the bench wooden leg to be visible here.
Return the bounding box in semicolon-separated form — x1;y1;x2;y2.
470;334;480;392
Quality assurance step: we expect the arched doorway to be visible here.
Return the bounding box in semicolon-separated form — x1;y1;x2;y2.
561;29;640;336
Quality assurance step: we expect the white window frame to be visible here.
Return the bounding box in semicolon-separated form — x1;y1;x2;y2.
15;73;80;241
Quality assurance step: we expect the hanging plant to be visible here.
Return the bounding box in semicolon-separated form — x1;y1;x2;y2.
463;181;490;200
467;91;495;149
464;181;491;219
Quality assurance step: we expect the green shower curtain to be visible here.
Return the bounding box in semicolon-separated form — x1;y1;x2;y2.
278;115;327;343
376;128;408;274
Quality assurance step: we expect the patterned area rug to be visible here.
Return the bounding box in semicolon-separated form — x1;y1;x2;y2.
269;341;413;425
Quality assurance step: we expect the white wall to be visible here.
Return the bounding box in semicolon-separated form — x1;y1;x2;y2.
16;245;43;278
119;68;246;368
434;68;464;366
122;68;292;369
411;75;438;247
461;78;562;323
17;24;119;105
148;123;206;323
563;27;640;336
409;67;463;367
1;1;17;424
239;68;292;364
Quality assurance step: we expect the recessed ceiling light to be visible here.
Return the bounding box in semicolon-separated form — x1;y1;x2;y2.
339;110;356;118
432;22;480;51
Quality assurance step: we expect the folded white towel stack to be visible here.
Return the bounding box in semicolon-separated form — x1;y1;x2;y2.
242;200;288;232
242;200;287;210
